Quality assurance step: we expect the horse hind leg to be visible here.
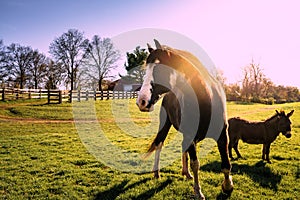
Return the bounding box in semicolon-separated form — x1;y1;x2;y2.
217;125;234;196
187;142;205;199
182;152;193;179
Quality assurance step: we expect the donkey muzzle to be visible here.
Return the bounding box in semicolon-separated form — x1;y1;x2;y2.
283;131;292;138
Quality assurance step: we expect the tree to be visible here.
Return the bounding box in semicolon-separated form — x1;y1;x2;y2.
45;59;65;89
241;59;265;101
82;35;120;91
0;40;7;83
5;43;34;89
29;50;47;89
124;46;148;84
49;29;88;90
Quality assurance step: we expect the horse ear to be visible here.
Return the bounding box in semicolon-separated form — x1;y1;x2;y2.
154;39;162;49
276;110;280;115
147;43;154;53
287;110;294;118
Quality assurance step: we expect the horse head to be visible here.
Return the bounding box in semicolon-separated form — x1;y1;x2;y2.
136;39;178;112
276;110;294;138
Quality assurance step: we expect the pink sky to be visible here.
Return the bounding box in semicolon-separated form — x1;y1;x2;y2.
1;0;299;87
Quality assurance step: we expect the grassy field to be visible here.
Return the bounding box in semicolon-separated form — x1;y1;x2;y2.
0;99;299;199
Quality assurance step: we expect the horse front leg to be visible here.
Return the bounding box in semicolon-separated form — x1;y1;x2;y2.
187;142;205;199
151;142;162;178
182;151;193;179
217;125;234;196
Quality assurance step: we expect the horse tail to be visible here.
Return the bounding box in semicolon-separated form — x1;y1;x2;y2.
143;130;168;159
143;141;157;159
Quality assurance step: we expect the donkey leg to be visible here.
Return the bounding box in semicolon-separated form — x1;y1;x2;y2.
233;140;242;158
262;144;266;161
228;140;234;159
187;143;205;199
217;125;234;195
182;151;193;179
265;143;272;163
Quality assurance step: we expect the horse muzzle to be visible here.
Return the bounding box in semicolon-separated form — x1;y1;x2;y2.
136;98;154;112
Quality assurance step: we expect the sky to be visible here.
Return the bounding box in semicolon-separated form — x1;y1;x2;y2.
1;0;300;88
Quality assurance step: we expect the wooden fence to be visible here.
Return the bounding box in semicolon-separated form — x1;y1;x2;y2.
1;88;138;103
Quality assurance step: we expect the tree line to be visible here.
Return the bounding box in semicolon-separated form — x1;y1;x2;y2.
0;29;120;91
1;29;299;104
219;59;300;104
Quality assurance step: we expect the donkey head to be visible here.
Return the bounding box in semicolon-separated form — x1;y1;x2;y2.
136;40;172;112
276;110;294;138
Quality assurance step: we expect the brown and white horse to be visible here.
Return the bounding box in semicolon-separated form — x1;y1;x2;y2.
136;40;233;199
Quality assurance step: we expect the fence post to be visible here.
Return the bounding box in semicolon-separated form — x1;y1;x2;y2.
68;90;72;103
15;89;18;100
47;90;50;104
59;90;62;104
77;90;80;102
1;88;4;101
28;89;31;99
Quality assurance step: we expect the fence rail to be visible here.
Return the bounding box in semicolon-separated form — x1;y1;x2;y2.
1;88;138;103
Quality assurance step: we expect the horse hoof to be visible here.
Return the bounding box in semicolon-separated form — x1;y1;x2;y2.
222;184;233;196
222;175;233;196
153;170;160;179
182;171;193;180
194;191;205;200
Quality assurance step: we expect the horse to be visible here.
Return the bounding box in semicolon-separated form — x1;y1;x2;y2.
228;110;294;163
136;39;233;199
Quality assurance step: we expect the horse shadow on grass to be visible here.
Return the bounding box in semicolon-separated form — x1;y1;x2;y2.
201;160;282;192
94;177;173;200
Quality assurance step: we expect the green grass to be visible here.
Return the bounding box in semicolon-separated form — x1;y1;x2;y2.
0;99;299;199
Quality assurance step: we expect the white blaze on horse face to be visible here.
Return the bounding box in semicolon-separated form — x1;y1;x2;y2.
137;63;155;111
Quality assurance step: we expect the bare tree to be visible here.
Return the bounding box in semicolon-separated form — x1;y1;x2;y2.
45;59;65;89
241;59;265;101
29;50;47;89
0;40;7;83
215;68;227;88
82;35;120;91
5;43;34;88
49;29;88;90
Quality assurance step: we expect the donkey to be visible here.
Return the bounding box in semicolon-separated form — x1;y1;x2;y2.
136;40;233;199
228;110;294;163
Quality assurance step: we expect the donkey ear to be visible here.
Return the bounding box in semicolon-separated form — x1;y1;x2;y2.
287;110;294;118
276;110;280;115
147;43;154;53
154;39;162;49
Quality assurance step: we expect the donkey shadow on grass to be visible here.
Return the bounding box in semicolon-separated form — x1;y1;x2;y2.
94;177;173;200
201;160;282;192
